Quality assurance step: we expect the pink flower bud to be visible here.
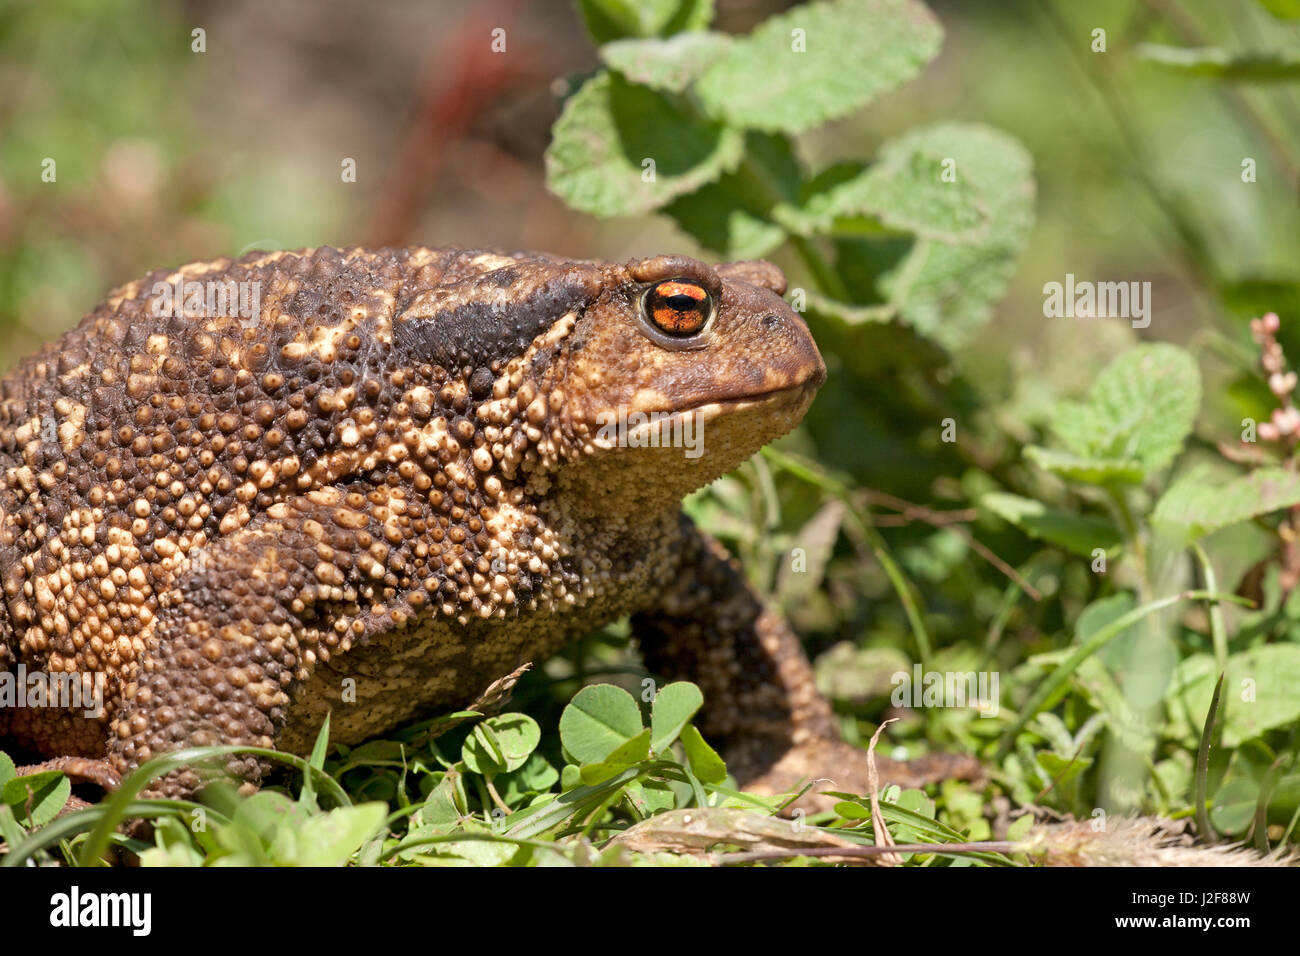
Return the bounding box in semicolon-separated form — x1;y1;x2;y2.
1263;312;1281;333
1273;406;1300;435
1261;422;1281;442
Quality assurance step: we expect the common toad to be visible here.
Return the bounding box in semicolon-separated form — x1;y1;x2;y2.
0;246;974;802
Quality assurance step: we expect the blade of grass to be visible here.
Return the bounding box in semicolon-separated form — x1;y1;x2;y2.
1192;543;1229;675
1255;753;1286;855
1195;673;1225;843
300;712;332;811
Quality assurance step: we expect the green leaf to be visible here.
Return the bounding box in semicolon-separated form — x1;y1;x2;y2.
497;752;560;803
1169;644;1300;747
664;132;800;258
419;775;464;831
1076;593;1140;671
889;788;936;848
231;790;309;844
138;816;205;868
1210;778;1259;835
1024;446;1145;485
462;713;541;775
574;0;714;45
274;803;388;867
579;728;652;783
650;681;704;753
2;771;71;827
1137;43;1300;81
679;723;727;783
696;0;942;134
1154;466;1300;542
626;779;677;814
0;805;25;847
661;0;714;35
982;491;1122;556
791;141;989;243
0;752;14;788
545;70;743;216
1049;344;1201;475
870;123;1035;349
600;32;732;92
814;642;911;703
559;683;645;763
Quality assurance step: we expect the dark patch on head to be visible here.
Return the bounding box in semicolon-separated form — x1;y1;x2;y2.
394;267;603;370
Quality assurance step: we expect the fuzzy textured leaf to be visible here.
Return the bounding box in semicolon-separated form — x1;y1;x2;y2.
872;123;1035;349
1153;466;1300;541
695;0;943;134
793;142;988;243
1049;344;1200;476
600;32;732;92
546;70;743;216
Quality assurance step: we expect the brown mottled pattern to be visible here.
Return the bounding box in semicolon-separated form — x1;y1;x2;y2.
0;245;972;804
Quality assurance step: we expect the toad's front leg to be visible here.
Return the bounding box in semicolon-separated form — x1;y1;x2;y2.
107;485;391;800
633;515;980;811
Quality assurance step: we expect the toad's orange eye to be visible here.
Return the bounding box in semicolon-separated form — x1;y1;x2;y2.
642;278;712;337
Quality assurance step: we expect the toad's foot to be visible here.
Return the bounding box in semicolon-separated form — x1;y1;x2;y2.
13;755;121;791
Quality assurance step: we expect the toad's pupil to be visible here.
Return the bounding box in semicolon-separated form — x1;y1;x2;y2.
647;279;710;336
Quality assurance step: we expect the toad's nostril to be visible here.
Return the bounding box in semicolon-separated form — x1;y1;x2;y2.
762;313;781;330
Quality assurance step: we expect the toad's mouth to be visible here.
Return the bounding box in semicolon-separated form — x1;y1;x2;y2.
588;379;820;455
669;377;822;418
